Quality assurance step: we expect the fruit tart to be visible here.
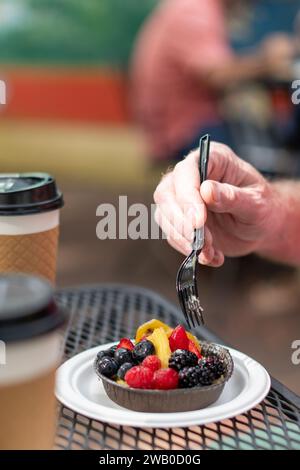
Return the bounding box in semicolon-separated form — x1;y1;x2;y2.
94;320;233;412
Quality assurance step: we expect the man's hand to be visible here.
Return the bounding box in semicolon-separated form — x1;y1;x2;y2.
154;143;284;267
260;33;296;80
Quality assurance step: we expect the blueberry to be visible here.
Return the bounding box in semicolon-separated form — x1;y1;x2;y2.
117;362;134;380
114;348;133;365
96;348;115;361
132;340;155;363
96;357;118;378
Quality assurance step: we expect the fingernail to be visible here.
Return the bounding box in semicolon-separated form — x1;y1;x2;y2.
187;206;201;228
211;183;219;203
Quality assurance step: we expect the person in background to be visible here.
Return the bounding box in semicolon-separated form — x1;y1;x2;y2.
131;0;295;163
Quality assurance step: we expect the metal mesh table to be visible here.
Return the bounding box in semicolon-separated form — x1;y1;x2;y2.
55;284;300;450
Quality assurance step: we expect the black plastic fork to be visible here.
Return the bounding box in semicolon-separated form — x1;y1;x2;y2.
176;134;210;328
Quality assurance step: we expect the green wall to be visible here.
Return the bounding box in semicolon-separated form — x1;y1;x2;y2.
0;0;157;67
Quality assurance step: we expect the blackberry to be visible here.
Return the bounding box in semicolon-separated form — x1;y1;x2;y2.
132;340;155;362
198;356;225;382
179;366;202;388
96;357;118;378
117;362;134;380
169;349;198;371
114;348;133;365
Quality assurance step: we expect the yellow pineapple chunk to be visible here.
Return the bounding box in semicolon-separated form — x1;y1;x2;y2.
135;319;173;343
147;327;171;368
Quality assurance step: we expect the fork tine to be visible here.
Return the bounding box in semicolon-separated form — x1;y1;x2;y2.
185;287;195;328
179;289;191;328
176;256;193;328
182;288;192;328
191;277;204;326
189;286;200;328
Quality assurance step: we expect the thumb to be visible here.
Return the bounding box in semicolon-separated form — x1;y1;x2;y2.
200;180;260;221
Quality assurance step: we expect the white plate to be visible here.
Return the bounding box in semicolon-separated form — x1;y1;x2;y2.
56;342;270;428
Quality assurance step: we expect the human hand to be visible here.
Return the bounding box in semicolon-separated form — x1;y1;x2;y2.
154;143;282;267
260;33;296;80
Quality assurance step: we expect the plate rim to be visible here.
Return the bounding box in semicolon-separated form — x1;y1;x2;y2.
56;342;271;428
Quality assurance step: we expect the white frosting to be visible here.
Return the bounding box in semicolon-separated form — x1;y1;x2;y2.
0;332;62;385
0;210;59;235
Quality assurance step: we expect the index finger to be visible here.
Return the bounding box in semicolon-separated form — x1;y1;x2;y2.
173;151;206;228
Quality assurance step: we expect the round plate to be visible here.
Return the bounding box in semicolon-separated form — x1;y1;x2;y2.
56;342;271;428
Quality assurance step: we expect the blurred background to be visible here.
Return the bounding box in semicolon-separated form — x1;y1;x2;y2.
0;0;300;393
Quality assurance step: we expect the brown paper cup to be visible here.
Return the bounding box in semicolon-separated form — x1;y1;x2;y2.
0;333;61;450
0;211;60;283
0;275;67;450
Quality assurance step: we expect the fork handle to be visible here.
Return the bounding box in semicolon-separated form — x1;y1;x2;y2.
192;134;211;253
199;134;210;183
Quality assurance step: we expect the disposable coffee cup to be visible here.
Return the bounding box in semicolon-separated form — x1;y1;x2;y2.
0;173;64;283
0;274;66;450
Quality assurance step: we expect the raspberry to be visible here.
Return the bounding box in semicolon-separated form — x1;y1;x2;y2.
125;366;154;389
169;325;189;352
116;338;134;351
153;368;179;390
142;355;161;372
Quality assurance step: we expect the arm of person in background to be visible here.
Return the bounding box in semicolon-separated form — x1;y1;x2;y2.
169;2;295;90
154;143;300;267
199;34;296;89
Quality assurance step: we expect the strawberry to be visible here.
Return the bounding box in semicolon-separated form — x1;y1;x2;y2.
125;366;154;389
142;355;161;372
169;325;189;352
153;368;179;390
188;339;202;359
116;338;134;351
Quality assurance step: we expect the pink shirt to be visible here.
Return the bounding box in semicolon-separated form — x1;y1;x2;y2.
131;0;233;159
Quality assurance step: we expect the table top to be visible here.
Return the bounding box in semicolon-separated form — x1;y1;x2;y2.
55;284;300;450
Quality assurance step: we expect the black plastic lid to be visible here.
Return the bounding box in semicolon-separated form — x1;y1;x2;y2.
0;173;64;215
0;274;67;342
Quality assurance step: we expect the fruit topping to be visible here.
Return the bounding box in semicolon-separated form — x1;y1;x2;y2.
117;362;135;380
147;327;171;368
96;357;119;378
188;339;202;359
116;338;134;351
178;366;202;388
115;379;128;386
169;325;189;352
152;368;179;390
135;319;173;343
125;366;154;389
169;349;198;371
114;348;133;365
186;332;201;351
96;348;115;361
95;319;231;393
132;340;155;363
142;355;161;371
198;356;225;383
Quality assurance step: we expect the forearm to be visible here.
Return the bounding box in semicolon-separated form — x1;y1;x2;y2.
201;54;267;90
257;181;300;265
